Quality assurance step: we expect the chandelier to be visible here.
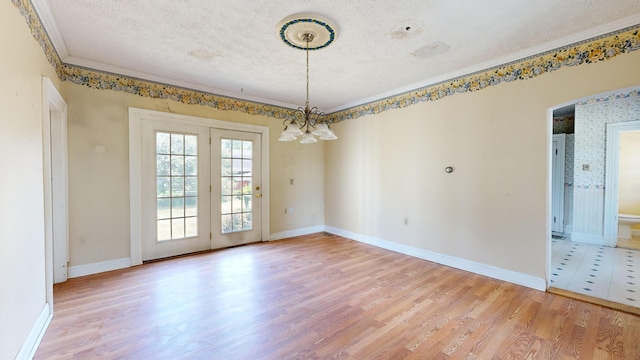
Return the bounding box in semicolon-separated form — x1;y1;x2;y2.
278;15;338;144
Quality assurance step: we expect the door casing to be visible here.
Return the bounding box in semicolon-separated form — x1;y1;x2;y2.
551;133;566;234
129;108;270;265
603;120;640;247
42;77;68;310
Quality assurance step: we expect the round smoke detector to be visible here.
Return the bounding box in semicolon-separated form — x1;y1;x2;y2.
278;14;337;50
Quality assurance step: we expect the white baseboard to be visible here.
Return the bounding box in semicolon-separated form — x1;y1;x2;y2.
269;225;325;241
15;303;52;360
324;226;546;291
68;257;131;278
570;232;604;245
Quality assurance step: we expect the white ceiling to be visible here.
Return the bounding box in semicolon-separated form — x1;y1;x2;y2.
34;0;640;112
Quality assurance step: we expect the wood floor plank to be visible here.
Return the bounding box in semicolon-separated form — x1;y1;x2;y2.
35;233;640;359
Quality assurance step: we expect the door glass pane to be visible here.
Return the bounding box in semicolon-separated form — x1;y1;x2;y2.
171;198;184;218
156;131;198;241
157;198;170;219
221;214;232;233
184;135;197;155
185;156;197;176
220;138;254;234
157;155;170;176
185;197;197;216
185;177;197;197
158;219;171;241
172;218;185;238
185;217;197;237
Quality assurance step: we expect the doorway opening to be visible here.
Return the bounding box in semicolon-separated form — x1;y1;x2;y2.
547;86;640;311
604;120;640;249
42;77;69;313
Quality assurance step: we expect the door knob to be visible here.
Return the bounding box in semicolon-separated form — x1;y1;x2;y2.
255;194;262;198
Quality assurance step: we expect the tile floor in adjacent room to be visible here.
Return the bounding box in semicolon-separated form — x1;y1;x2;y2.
551;237;640;308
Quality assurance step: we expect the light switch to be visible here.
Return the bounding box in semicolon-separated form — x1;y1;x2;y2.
582;164;590;171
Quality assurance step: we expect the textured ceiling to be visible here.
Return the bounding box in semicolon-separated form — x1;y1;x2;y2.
35;0;640;112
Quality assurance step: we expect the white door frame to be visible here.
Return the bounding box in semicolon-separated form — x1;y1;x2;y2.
603;120;640;247
129;107;270;265
42;77;68;310
552;134;566;234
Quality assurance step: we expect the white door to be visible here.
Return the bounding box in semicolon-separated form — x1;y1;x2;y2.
50;110;69;283
141;120;211;261
552;134;566;234
211;129;262;248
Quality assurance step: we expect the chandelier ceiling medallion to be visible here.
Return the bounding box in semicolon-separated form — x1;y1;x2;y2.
278;14;338;144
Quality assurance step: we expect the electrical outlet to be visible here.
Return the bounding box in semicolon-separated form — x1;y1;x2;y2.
404;217;408;225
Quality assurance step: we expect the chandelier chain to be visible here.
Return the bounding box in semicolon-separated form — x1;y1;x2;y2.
305;36;310;109
277;23;337;143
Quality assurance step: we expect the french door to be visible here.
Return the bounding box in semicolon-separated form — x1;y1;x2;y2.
140;120;262;261
211;130;262;249
141;121;210;260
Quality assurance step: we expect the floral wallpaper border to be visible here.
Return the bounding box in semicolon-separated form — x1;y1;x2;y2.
60;64;294;120
577;89;640;105
328;27;640;122
12;0;63;78
12;0;640;123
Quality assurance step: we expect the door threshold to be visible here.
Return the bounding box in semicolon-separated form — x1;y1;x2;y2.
548;287;640;316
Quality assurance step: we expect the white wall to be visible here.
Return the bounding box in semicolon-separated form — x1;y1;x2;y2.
0;2;61;359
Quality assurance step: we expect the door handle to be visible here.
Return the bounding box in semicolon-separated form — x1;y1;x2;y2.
255;194;262;198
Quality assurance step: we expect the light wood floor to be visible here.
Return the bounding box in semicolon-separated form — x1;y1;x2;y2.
36;233;640;359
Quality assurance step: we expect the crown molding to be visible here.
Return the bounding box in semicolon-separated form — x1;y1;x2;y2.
63;56;301;111
326;14;640;114
327;24;640;122
30;0;69;58
17;0;640;122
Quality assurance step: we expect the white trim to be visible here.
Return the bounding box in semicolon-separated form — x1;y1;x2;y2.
30;0;640;115
552;134;566;234
30;0;69;58
64;56;301;111
546;107;554;290
42;77;67;311
68;258;131;278
325;226;546;291
327;16;640;113
604;120;640;247
570;232;604;246
129;108;270;264
269;226;325;241
14;303;52;360
129;114;143;266
564;225;573;235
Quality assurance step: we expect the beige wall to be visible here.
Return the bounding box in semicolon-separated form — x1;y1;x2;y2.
0;2;62;359
619;130;640;227
64;83;325;266
325;50;640;279
5;0;640;355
